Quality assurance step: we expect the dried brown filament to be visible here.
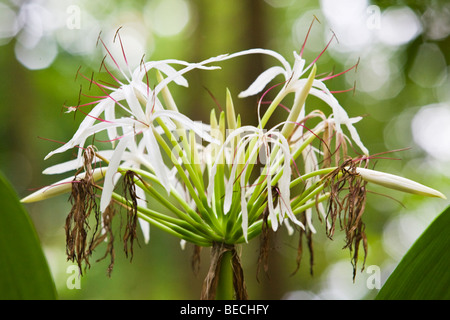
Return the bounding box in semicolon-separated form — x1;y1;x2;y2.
256;205;271;283
324;159;368;281
122;170;140;262
65;146;102;275
66;177;99;275
92;205;116;277
291;213;314;277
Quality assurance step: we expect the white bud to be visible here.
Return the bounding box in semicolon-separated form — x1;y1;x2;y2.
356;167;446;199
21;168;106;203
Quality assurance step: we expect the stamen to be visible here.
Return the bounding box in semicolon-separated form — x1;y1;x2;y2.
37;136;88;152
94;134;126;144
78;68;116;91
69;105;114;124
98;35;130;83
140;54;150;97
89;72;94;91
329;81;356;94
306;30;337;71
97;79;120;89
257;81;287;123
113;26;132;76
320;58;360;82
300;15;321;58
204;86;222;112
259;100;290;113
99;55;122;86
74;65;82;82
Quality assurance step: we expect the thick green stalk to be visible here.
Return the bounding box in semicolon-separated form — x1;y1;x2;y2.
258;88;287;130
215;251;234;300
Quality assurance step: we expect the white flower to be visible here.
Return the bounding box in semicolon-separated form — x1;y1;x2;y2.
227;48;369;156
43;46;223;213
207;123;305;241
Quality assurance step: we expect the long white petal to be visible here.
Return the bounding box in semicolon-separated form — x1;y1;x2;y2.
123;84;146;121
240;171;249;242
43;150;115;175
206;125;259;206
266;157;278;232
154;110;217;144
45;89;126;160
226;48;292;74
155;63;189;87
100;135;133;212
153;57;224;97
135;185;150;244
238;66;286;98
135;58;221;85
103;99;118;147
309;86;369;155
267;134;304;229
143;129;171;193
223;135;254;213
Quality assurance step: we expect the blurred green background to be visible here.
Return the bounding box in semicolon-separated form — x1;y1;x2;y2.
0;0;449;299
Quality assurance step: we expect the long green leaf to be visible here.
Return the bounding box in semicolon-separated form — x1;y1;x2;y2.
0;172;57;300
376;206;450;300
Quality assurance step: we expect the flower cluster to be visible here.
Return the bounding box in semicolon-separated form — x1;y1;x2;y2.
22;30;445;299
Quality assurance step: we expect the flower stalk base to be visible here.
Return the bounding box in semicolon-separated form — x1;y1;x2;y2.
201;242;248;300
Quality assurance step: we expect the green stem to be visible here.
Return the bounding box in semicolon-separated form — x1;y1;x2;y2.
215;250;234;300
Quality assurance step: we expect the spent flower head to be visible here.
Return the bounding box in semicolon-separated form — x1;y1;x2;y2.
22;28;445;299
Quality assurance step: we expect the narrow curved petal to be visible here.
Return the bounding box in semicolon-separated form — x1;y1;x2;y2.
43;150;114;175
309;85;369;155
100;134;133;212
226;48;292;74
206;125;259;206
123;84;146;121
143;129;171;193
135;185;150;244
238;66;286;98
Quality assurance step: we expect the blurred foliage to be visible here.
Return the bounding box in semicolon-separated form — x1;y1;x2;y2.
0;0;449;299
0;171;56;299
376;205;450;300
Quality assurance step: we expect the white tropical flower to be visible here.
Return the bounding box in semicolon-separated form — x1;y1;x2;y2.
227;47;369;156
207;123;305;241
43;43;222;213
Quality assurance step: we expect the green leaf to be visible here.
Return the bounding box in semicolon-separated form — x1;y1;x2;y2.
0;172;57;300
376;206;450;300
